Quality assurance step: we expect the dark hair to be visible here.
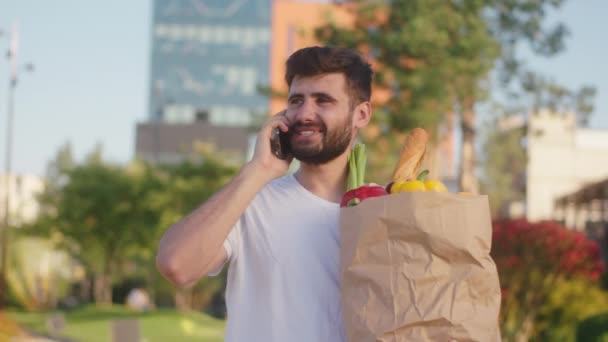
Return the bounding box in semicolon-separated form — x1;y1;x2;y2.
285;46;373;106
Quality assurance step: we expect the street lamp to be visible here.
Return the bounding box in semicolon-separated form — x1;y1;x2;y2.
0;23;34;308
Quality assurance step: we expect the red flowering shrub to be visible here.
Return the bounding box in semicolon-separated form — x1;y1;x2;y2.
491;219;605;341
493;219;604;282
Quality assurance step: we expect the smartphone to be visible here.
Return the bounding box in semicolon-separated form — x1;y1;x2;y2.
270;127;292;160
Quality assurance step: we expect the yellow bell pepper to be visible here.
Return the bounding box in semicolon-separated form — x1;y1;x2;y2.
424;180;448;192
398;180;426;192
388;180;406;194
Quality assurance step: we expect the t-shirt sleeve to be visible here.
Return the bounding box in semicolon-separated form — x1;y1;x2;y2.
207;220;242;277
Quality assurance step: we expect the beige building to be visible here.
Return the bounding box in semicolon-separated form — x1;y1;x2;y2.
0;174;45;226
526;110;608;223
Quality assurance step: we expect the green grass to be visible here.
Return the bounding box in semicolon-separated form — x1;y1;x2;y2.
7;305;226;342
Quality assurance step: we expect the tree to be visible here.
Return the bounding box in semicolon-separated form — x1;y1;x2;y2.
30;143;239;310
517;71;596;125
533;279;608;342
317;0;584;192
316;0;498;184
64;163;160;304
31;147;163;305
577;312;608;342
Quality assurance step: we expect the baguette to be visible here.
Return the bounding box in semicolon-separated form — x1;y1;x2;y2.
391;128;428;181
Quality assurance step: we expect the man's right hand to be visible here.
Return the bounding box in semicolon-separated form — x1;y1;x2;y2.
248;110;293;181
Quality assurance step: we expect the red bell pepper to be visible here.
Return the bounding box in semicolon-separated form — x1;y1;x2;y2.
340;185;387;207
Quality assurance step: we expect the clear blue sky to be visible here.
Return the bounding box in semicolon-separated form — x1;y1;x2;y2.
0;0;606;176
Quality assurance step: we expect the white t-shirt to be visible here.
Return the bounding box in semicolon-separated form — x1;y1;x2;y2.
210;174;346;342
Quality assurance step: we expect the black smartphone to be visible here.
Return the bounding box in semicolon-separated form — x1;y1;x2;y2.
270;128;292;160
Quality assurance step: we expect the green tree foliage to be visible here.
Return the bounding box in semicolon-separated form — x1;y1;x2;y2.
532;279;608;342
44;156;161;305
28;144;238;312
316;0;498;183
316;0;584;191
484;0;593;120
152;152;238;232
577;312;608;342
27;145;163;305
516;71;596;125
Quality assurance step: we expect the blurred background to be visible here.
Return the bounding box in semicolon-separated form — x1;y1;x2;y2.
0;0;607;341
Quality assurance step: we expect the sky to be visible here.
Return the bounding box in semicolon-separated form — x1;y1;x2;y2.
0;0;607;177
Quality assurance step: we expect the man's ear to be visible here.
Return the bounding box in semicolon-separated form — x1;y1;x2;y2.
353;101;372;129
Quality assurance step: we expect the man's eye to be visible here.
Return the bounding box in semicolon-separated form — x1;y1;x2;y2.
289;99;302;105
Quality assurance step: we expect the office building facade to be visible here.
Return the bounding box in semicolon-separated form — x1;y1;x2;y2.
136;0;274;164
148;0;272;126
136;0;348;164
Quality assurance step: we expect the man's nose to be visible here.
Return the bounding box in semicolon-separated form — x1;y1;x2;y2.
291;99;316;123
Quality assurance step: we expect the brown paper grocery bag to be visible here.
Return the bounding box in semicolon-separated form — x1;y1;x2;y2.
340;192;501;342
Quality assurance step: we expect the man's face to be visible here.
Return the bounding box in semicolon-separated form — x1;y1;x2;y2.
285;73;355;165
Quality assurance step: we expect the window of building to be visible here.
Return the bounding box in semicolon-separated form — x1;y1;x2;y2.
241;68;256;96
210;106;223;124
259;28;271;43
167;25;182;40
209;106;252;126
184;25;197;40
214;26;227;43
243;27;256;47
196;109;209;122
226;66;240;86
15;176;23;194
155;24;168;38
161;42;175;53
229;26;240;43
198;26;211;42
165;104;195;123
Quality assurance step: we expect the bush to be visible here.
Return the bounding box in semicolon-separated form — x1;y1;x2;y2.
532;279;608;341
492;219;605;341
7;237;72;311
577;313;608;342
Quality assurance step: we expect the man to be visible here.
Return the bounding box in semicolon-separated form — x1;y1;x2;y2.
156;46;373;341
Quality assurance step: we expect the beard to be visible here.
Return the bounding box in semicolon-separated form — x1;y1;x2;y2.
288;114;353;165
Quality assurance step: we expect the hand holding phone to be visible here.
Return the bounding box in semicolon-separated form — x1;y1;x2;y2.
270;127;292;160
249;111;292;181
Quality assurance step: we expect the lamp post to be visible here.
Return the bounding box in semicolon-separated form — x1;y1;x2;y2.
0;22;34;308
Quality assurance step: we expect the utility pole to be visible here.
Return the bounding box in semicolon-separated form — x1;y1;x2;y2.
0;22;33;308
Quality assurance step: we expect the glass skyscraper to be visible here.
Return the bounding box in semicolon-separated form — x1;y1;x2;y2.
148;0;272;126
